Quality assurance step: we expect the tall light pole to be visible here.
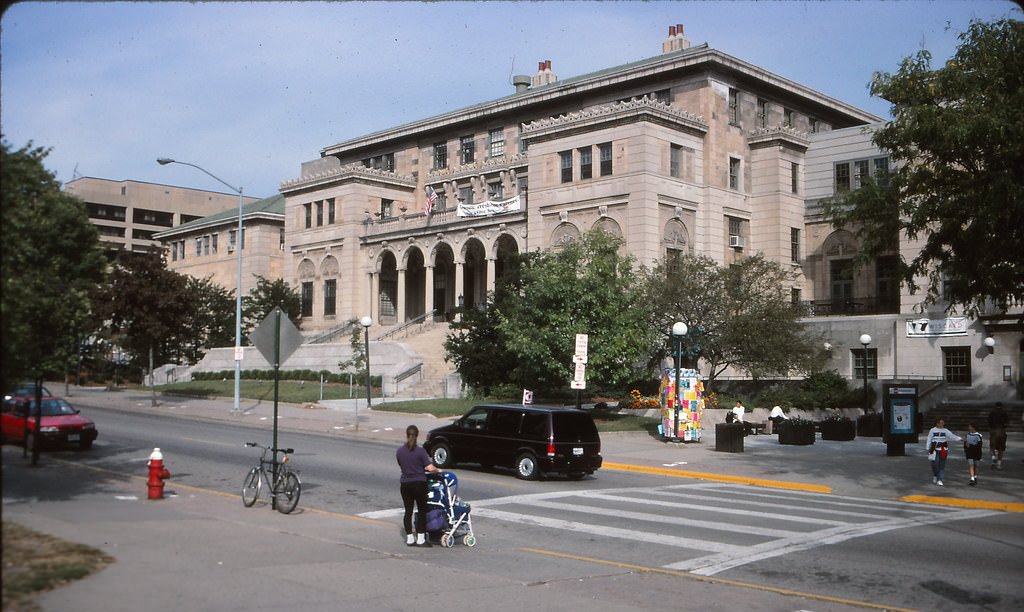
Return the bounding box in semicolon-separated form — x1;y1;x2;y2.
672;321;688;440
859;333;872;414
158;158;244;414
359;316;373;431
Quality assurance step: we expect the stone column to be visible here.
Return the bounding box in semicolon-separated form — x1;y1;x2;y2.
425;265;435;320
454;261;465;322
486;257;496;295
367;271;377;322
397;268;407;324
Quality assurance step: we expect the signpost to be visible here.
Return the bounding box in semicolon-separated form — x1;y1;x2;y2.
571;334;588;408
249;307;303;508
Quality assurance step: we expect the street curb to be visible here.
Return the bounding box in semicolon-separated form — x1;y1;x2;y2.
601;461;832;494
898;495;1024;513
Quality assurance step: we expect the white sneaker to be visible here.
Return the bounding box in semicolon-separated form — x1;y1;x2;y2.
932;477;938;484
406;534;415;546
937;480;944;486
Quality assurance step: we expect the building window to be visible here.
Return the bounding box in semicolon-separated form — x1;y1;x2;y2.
943;347;971;385
203;235;210;256
459;186;473;206
211;233;218;254
783;108;794;127
323;279;337;317
304;203;312;228
791;228;801;263
488;128;505;158
380;198;393;218
434;189;448;211
729;157;741;190
301;282;313;318
560;151;573;183
179;240;185;260
228;229;237;251
579;146;592;180
670;144;682;178
809;117;820;133
729;217;742;239
756;98;768;128
835;162;851;193
853;348;878;380
171;242;178;262
279;228;285;249
854;160;870;189
327;198;335;224
487;182;503;200
316;201;324;226
791;287;801;310
728;88;739;125
433;142;447;170
460;135;475;164
874;156;890;186
599;143;613;176
830;259;854;311
517;176;529;198
791;162;799;194
876;255;899;310
518;128;528;153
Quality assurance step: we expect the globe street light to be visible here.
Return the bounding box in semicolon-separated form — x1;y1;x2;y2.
158;158;244;414
359;316;373;431
672;321;688;440
859;333;872;414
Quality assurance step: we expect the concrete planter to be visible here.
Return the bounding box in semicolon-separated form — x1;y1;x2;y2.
856;413;882;437
777;421;816;445
820;419;856;441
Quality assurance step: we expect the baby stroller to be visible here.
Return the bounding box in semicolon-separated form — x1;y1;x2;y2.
424;470;476;547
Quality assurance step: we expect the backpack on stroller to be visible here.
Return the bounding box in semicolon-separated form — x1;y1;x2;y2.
424;470;476;547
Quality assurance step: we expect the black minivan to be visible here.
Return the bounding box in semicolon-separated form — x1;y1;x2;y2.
424;404;602;480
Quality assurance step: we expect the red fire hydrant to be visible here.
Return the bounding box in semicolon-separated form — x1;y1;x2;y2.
147;448;171;500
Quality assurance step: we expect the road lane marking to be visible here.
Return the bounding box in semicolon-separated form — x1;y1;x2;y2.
519;548;919;612
601;461;831;493
665;507;999;575
479;507;743;553
582;491;847;526
898;495;1024;513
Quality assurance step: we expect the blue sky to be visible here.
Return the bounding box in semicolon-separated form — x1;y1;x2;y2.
1;1;1019;198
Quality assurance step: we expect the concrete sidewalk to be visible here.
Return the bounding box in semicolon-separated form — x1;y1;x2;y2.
63;386;1024;509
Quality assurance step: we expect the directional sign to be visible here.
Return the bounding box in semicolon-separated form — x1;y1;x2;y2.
570;380;586;390
573;362;586;381
250;307;304;366
575;334;589;356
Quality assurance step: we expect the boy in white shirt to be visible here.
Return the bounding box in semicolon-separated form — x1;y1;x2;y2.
925;418;962;487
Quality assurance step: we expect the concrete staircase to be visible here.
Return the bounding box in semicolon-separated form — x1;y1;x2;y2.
929;400;1023;433
398;323;458;398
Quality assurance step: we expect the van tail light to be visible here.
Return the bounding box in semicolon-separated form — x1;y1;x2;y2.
546;442;556;457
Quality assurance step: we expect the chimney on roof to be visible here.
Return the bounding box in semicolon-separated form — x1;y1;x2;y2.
531;59;557;88
512;74;531;94
662;23;691;54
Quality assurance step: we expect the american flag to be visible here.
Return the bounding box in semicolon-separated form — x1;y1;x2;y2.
424;185;438;215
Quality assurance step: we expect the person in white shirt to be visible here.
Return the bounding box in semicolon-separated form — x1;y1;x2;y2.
731;401;745;423
925;418;962;487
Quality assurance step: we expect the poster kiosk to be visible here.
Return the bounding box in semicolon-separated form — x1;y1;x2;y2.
659;368;704;442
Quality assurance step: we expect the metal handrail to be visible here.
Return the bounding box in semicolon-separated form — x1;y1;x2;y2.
375;310;437;341
307;319;358;344
394;363;423;384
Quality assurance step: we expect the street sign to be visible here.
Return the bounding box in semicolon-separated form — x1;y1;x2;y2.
575;334;589;356
573;362;586;381
570;380;586;390
250;307;304;366
234;346;245;362
573;354;588;364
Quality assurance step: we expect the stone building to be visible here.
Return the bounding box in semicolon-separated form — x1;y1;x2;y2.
153;194;285;297
65;176;259;255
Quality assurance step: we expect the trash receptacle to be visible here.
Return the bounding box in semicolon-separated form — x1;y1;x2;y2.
715;422;744;453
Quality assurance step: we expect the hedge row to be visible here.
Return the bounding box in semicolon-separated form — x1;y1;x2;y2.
192;369;380;386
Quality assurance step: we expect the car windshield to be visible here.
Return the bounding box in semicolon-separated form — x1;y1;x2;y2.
552;413;598;438
23;399;77;416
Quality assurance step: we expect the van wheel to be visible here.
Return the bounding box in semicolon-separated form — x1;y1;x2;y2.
515;453;539;480
431;443;453;468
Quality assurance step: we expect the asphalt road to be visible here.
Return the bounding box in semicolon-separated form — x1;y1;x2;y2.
20;403;1019;612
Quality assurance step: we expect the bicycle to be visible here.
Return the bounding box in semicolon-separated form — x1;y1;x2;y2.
241;442;302;514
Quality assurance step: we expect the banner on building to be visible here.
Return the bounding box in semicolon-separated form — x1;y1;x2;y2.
905;317;968;337
457;195;521;217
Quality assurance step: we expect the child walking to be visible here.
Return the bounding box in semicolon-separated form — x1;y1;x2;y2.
925;418;962;487
963;423;983;486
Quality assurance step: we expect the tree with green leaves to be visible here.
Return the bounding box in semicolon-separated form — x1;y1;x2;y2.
242;275;301;343
824;18;1024;314
446;230;653;394
641;253;824;384
1;141;106;393
174;276;236;364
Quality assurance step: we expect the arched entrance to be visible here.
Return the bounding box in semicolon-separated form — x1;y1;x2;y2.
433;244;456;321
494;233;521;293
463;238;487;309
404;247;426;321
379;250;398;325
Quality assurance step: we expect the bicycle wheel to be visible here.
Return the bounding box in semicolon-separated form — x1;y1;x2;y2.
275;471;301;514
241;467;261;507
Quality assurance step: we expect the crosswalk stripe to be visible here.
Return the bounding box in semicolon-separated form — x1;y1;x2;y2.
476;507;743;554
584;491;847;526
524;499;805;538
647;489;897;520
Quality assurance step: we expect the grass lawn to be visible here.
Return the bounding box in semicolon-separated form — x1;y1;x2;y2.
2;522;114;611
150;381;658;432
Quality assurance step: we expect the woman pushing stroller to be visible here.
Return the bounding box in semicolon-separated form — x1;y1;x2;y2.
396;425;439;547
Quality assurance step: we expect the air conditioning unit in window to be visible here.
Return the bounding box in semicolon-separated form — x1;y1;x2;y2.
729;235;744;249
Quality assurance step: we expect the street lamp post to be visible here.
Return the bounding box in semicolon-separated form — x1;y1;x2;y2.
359;316;373;431
859;333;872;414
672;321;688;440
157;158;244;414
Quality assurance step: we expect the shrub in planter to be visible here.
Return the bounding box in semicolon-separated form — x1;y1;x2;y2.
856;413;882;437
777;417;816;445
820;413;856;441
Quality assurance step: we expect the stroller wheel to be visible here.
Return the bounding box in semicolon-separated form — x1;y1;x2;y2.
463;534;476;547
441;533;455;548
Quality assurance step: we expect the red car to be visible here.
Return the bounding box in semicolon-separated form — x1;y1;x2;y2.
1;395;98;450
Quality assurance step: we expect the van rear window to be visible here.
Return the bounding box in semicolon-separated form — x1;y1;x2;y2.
552;413;598;439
